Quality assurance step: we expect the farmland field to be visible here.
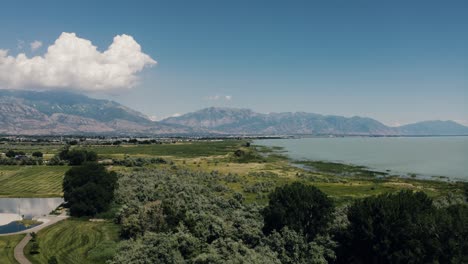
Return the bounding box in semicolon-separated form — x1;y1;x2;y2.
24;219;119;264
79;140;242;158
0;166;68;197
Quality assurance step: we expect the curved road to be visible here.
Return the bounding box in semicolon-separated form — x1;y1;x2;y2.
0;214;68;264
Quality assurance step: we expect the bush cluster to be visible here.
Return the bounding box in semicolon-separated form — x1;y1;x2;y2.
111;170;337;263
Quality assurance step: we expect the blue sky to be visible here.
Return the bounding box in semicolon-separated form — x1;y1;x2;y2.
0;0;467;125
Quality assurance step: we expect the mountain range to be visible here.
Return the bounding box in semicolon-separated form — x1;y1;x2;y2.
0;90;467;136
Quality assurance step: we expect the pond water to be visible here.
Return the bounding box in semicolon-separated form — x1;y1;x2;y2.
0;198;63;233
0;220;42;234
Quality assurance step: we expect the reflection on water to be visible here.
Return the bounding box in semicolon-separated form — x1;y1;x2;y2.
0;198;63;219
0;220;42;234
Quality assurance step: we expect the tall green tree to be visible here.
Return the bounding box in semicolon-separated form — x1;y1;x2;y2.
262;182;334;241
342;191;439;263
63;162;117;216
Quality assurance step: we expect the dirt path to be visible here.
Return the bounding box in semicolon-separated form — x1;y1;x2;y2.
14;234;32;264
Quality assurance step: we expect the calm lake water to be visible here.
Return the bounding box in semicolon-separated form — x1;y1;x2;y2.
255;136;468;181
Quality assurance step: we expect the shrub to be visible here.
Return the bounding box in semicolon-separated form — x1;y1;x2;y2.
32;151;43;158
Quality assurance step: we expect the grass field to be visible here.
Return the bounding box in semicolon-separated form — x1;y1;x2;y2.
80;140;243;158
0;166;68;197
24;219;120;264
0;234;23;264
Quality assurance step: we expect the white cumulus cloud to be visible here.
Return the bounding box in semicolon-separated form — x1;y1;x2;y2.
207;95;232;101
0;32;156;92
30;40;42;51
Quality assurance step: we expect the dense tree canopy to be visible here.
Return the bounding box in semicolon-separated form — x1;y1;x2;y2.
262;182;334;241
59;147;98;165
110;170;337;263
63;162;117;216
5;150;25;158
338;190;468;263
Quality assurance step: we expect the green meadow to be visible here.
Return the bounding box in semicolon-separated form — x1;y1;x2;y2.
24;220;120;264
79;140;241;158
0;166;68;198
0;235;23;264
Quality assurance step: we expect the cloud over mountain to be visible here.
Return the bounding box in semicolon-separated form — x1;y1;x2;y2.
0;32;156;92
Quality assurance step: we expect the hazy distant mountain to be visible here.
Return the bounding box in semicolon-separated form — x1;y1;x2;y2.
397;120;468;136
1;91;467;136
161;107;396;135
162;107;468;136
0;90;193;135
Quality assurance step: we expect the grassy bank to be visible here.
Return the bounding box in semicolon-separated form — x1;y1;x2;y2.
24;219;120;264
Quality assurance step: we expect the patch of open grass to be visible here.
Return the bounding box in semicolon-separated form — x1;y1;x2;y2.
0;234;24;264
79;140;244;158
25;219;120;264
0;166;68;197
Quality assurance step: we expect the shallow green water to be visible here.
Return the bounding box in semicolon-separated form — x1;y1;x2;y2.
256;136;468;181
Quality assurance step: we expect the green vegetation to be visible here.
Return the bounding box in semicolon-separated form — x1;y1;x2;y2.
14;220;42;227
5;150;25;158
0;166;68;197
0;143;62;160
58;147;98;165
31;151;43;158
24;219;120;264
0;235;23;264
337;191;468;263
0;138;465;263
80;140;242;158
63;163;117;216
296;160;388;177
112;168;337;263
262;183;334;241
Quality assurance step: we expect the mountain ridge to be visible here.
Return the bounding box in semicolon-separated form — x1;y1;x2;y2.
0;90;467;136
161;107;468;136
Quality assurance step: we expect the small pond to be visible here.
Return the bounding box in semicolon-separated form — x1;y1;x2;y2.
0;220;42;234
0;198;63;234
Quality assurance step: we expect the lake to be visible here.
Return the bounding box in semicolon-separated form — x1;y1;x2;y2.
255;136;468;181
